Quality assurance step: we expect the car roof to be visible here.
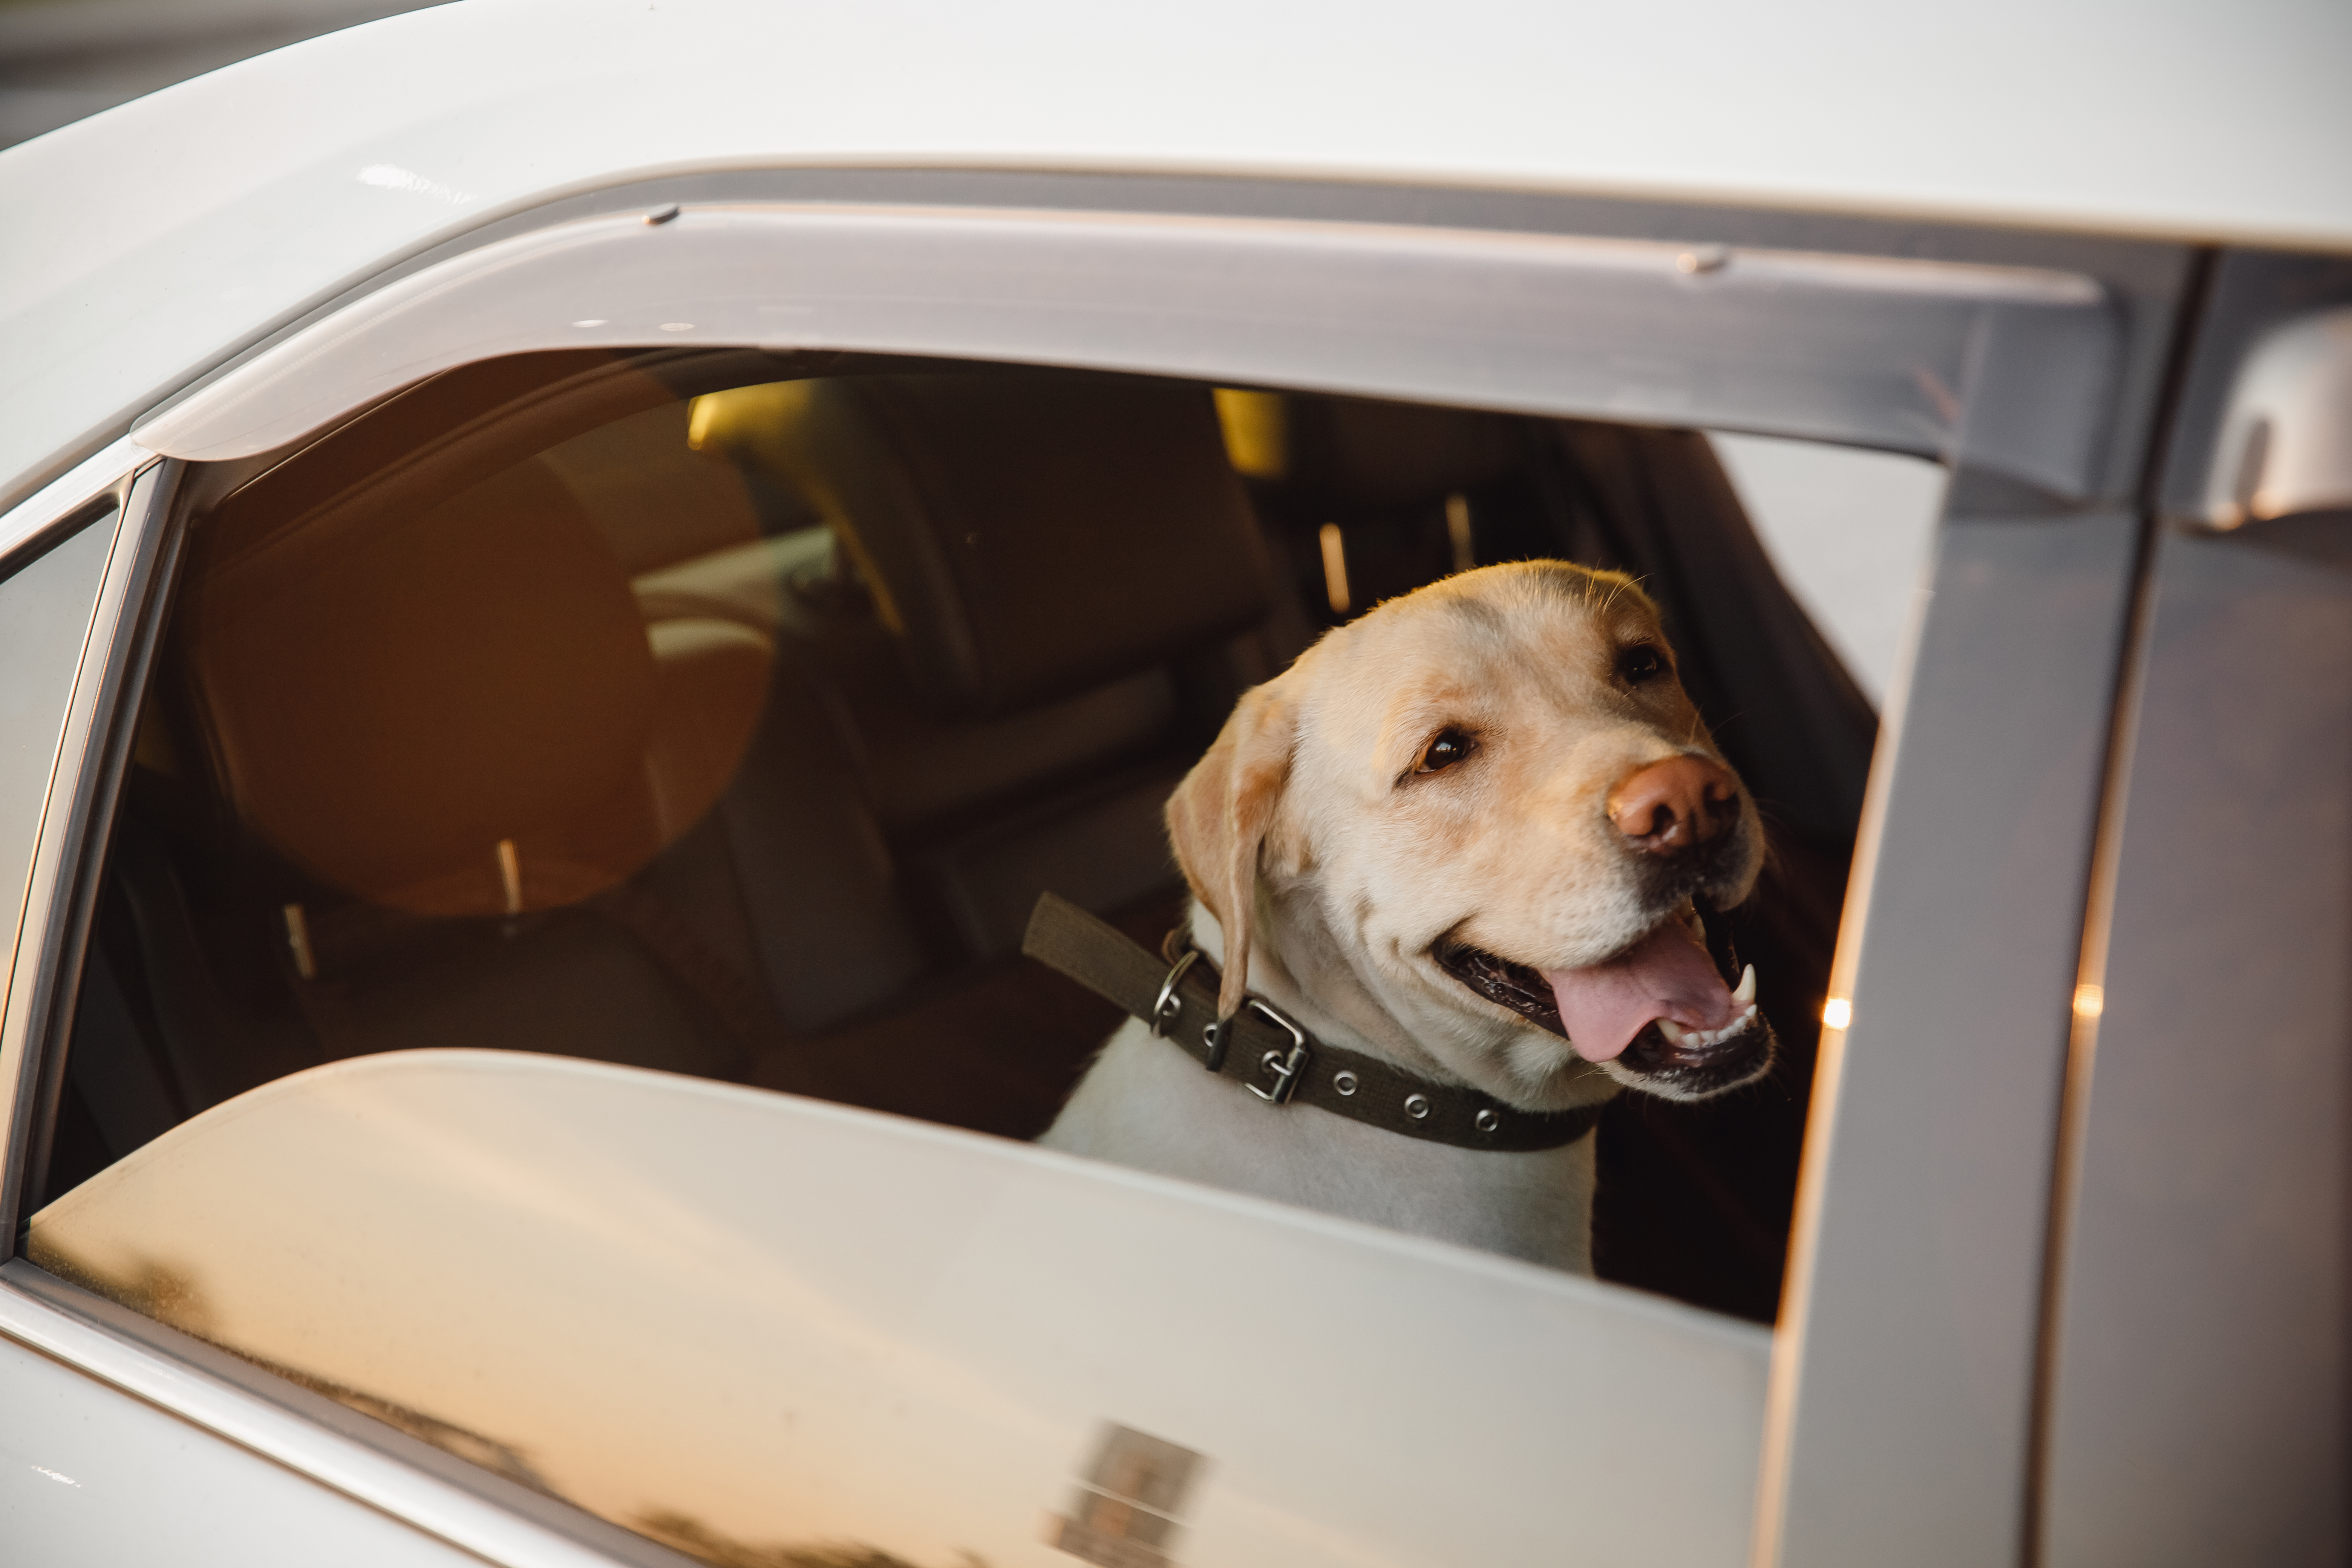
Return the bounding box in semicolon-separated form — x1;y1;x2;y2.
2;0;2348;514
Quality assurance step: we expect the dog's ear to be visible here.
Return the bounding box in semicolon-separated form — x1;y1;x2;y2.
1166;681;1297;1019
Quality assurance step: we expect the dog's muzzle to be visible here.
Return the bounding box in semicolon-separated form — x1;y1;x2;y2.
1435;896;1776;1101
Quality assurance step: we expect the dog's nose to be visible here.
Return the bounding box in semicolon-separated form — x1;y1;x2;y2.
1608;755;1739;854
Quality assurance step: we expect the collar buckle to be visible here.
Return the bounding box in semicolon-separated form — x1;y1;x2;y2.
1242;998;1311;1105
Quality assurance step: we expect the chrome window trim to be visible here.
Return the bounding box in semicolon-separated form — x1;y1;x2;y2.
133;200;2123;501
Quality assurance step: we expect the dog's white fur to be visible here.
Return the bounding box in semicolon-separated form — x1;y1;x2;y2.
1042;562;1764;1272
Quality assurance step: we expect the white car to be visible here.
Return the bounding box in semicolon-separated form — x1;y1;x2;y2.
2;3;2346;1565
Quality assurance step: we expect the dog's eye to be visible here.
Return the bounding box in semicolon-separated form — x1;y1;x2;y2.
1416;728;1475;774
1617;644;1666;686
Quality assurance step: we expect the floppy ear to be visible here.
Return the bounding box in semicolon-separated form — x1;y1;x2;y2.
1166;681;1297;1020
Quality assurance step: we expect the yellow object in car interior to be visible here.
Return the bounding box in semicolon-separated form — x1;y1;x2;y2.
1212;387;1287;479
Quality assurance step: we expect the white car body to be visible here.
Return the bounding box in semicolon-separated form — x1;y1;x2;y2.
2;4;2348;1566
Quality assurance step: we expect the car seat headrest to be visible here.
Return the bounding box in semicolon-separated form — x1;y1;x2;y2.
185;457;663;918
698;371;1274;717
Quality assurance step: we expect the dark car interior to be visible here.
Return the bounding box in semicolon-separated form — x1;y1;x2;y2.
37;348;1877;1323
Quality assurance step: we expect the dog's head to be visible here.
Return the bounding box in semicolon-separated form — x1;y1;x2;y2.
1169;560;1774;1110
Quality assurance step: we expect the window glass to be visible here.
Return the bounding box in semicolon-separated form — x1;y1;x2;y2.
29;354;1918;1560
1710;432;1944;706
0;507;116;983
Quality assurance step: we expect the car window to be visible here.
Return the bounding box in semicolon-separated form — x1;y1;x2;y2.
1709;433;1943;706
0;506;117;989
27;352;1920;1562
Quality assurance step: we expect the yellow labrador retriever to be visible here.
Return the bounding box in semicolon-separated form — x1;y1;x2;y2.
1040;560;1773;1272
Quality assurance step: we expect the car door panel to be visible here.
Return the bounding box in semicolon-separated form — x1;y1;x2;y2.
0;1329;487;1568
24;1047;1773;1568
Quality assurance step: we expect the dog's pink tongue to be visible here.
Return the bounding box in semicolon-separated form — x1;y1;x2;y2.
1544;920;1737;1063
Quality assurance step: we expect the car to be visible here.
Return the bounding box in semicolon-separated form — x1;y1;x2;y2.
1;2;2346;1565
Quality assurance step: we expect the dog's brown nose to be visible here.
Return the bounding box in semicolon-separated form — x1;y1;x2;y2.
1609;755;1739;854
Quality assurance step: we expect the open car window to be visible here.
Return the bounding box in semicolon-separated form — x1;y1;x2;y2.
28;348;1936;1564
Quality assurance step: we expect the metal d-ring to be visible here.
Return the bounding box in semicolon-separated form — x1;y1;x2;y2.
1152;949;1201;1038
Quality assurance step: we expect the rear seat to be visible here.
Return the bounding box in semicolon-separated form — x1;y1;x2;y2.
103;361;1278;1144
175;438;760;1081
684;371;1278;1126
684;369;1275;975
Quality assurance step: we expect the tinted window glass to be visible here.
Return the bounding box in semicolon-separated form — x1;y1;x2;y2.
0;506;116;989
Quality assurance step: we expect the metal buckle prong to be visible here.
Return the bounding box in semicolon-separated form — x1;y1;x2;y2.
1243;998;1311;1105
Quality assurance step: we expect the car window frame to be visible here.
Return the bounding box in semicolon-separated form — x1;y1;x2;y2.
0;458;177;1244
0;486;126;1021
0;440;163;1226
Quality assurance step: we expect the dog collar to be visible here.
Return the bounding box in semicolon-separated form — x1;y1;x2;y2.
1023;892;1604;1153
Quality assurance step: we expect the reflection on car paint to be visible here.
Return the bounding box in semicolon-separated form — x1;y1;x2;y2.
1049;1424;1207;1568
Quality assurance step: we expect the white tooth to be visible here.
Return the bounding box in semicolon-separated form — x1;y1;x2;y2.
1733;964;1756;1005
1657;1019;1690;1046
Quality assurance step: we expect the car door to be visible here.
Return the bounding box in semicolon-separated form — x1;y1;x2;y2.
2030;252;2352;1568
0;173;2209;1566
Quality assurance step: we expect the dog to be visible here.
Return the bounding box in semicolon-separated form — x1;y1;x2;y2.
1041;560;1775;1272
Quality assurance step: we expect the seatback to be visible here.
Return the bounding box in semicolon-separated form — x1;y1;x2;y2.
122;356;1281;1140
693;369;1277;973
185;456;668;918
167;361;800;1081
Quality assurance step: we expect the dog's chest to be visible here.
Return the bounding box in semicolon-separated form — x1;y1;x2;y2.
1042;1017;1598;1272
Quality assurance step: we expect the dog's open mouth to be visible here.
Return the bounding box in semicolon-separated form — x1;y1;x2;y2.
1435;905;1772;1093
